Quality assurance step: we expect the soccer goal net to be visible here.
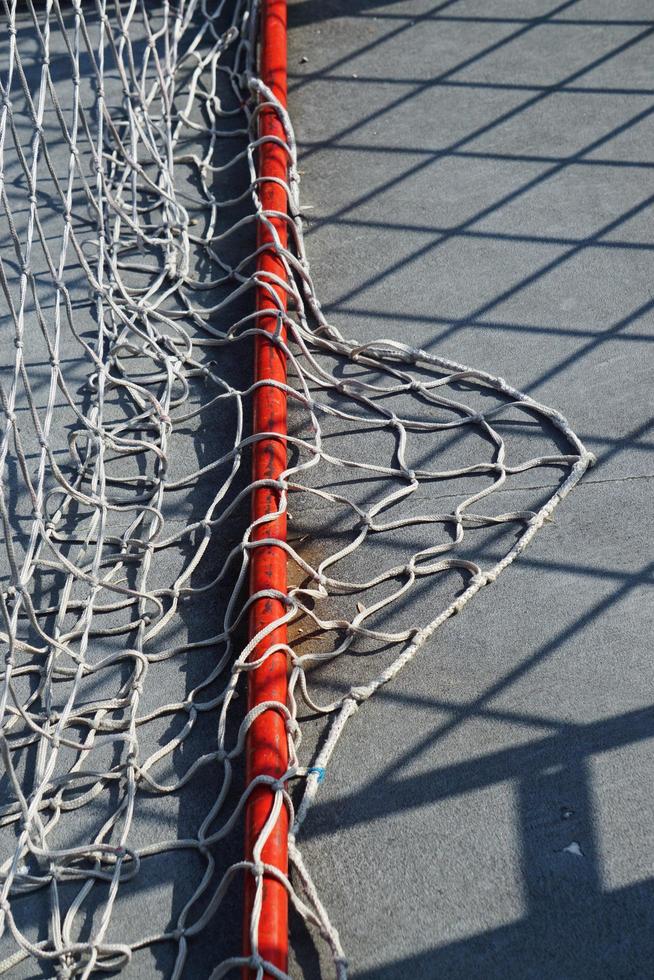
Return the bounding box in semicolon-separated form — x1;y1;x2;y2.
0;0;593;976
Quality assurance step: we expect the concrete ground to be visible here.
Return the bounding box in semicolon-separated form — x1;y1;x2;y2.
0;1;652;978
284;1;654;977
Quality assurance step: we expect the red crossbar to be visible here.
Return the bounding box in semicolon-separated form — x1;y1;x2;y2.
243;0;289;976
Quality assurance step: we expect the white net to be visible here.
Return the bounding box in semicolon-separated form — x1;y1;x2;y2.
0;0;594;977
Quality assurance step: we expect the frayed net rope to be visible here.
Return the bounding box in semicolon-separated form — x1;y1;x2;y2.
0;0;594;976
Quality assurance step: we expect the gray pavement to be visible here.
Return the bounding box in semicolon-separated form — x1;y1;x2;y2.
0;1;652;978
285;1;654;977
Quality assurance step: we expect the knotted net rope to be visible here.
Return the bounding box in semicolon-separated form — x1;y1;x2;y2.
0;0;594;976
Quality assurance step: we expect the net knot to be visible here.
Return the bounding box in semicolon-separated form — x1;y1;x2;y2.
222;25;239;46
285;717;300;736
